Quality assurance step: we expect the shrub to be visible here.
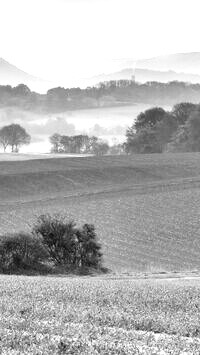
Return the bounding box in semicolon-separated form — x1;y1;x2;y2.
33;214;102;269
33;214;77;266
0;232;48;271
76;224;102;268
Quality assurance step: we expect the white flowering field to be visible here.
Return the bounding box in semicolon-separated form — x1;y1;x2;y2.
1;276;200;354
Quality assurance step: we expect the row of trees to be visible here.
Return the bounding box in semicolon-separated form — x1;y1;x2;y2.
0;214;103;273
0;124;31;152
1;81;200;113
0;124;124;155
125;102;200;153
49;133;124;156
3;102;200;155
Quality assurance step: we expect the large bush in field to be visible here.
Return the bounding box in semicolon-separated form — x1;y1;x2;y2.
0;232;47;270
33;214;102;269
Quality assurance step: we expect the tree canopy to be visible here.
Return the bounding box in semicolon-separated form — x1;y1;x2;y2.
134;107;166;132
125;102;200;154
49;133;110;156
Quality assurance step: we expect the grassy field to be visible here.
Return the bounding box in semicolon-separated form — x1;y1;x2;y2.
1;152;200;272
1;275;200;354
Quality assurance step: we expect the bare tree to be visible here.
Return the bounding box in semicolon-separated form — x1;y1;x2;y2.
0;126;10;152
0;124;31;152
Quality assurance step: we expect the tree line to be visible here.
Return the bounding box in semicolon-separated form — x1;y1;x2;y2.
49;133;124;156
125;102;200;153
2;102;200;155
0;123;124;155
1;81;200;113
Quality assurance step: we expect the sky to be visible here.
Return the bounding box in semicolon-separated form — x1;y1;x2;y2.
0;0;200;83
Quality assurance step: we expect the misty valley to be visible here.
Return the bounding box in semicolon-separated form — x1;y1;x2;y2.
0;103;154;153
2;1;200;351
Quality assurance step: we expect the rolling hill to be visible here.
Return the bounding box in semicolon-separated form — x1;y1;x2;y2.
2;52;200;93
136;52;200;74
88;53;200;86
0;58;53;93
88;67;200;85
1;153;200;272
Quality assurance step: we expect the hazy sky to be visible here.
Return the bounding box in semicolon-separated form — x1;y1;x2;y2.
1;0;200;82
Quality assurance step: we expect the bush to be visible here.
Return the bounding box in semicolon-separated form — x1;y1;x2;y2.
33;214;102;269
76;224;102;268
0;232;48;271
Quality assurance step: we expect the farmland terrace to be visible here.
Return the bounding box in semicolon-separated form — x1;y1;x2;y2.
1;152;200;272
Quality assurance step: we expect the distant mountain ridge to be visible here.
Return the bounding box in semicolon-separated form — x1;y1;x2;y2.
1;52;200;91
86;53;200;86
136;52;200;75
88;67;200;85
0;58;54;93
135;68;200;84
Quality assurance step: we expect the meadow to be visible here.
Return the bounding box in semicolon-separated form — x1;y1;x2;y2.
1;275;200;354
1;153;200;272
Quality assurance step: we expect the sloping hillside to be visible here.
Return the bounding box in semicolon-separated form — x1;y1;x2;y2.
89;67;200;85
1;153;200;272
1;153;200;203
136;52;200;74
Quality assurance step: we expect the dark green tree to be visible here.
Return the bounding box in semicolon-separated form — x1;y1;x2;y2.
134;107;166;132
168;110;200;152
172;102;197;125
125;127;161;154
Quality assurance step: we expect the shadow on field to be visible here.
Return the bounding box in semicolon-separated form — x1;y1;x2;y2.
0;264;111;277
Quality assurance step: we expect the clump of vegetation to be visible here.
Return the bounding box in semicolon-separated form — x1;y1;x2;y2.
49;133;112;156
33;214;102;270
0;232;47;272
0;214;103;274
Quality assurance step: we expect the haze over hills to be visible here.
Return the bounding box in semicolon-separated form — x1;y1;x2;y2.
136;52;200;74
87;67;200;85
0;58;55;93
135;68;200;83
2;52;200;92
2;51;200;154
87;53;200;85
